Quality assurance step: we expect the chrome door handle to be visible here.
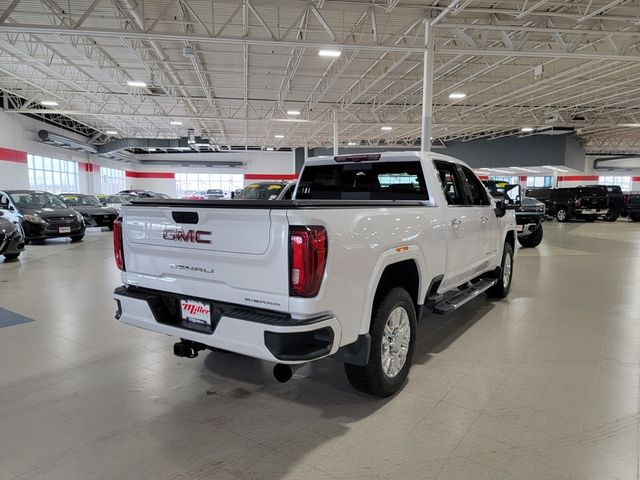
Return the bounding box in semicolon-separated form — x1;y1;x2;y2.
450;218;462;226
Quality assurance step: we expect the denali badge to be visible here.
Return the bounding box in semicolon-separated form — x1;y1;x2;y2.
162;226;212;244
169;264;215;274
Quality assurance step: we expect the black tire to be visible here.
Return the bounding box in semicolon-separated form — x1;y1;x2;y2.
604;208;619;222
630;214;640;222
70;235;84;243
517;225;543;248
3;253;20;260
487;242;514;299
556;207;569;222
344;287;416;397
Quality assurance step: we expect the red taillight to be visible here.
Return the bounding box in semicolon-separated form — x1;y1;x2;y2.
289;226;327;297
113;217;125;271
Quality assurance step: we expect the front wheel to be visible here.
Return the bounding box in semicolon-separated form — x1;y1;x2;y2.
556;207;569;222
604;208;619;222
517;225;543;248
344;287;416;397
487;242;514;299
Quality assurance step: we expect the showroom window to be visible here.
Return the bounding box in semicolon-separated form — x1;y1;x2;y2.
599;175;632;192
175;173;244;197
27;154;78;193
489;175;518;184
526;176;553;188
101;167;125;194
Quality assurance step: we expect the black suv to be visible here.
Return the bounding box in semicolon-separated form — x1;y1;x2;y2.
526;186;609;222
484;180;545;247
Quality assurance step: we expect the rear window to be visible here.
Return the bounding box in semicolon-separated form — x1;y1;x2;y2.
526;188;551;199
296;161;428;200
578;186;607;196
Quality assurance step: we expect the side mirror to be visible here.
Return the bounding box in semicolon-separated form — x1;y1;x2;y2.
504;184;522;208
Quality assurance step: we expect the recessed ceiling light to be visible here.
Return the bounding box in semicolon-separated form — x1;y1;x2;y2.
318;49;341;57
274;134;285;139
106;130;118;135
381;126;392;131
170;121;182;125
266;147;274;151
619;123;640;127
347;141;357;146
286;110;300;116
40;100;58;106
448;92;466;99
127;80;147;88
521;127;534;132
148;148;156;152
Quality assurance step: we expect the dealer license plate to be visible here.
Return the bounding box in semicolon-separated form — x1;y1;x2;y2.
180;299;212;326
59;227;71;233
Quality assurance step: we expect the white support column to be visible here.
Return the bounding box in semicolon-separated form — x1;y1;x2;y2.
420;19;434;152
333;109;339;156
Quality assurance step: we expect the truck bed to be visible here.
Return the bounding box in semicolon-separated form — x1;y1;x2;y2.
128;199;429;209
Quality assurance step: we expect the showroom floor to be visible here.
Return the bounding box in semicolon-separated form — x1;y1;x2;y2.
0;222;639;480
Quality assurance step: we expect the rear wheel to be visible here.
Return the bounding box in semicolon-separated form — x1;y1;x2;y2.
517;225;543;248
604;208;619;222
344;287;416;397
487;242;514;299
556;207;569;222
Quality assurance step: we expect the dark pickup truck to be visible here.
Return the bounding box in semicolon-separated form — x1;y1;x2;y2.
526;186;609;222
625;193;640;221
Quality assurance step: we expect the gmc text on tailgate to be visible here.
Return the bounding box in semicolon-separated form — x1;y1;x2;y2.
113;152;520;397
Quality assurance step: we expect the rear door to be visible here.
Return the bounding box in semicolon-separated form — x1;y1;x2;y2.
121;204;291;311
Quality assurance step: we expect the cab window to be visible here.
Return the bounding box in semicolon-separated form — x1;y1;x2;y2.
459;166;490;206
434;161;465;206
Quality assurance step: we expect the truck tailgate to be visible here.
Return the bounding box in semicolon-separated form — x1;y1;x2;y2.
121;205;290;311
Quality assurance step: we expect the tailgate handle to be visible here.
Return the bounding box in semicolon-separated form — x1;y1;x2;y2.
172;211;199;224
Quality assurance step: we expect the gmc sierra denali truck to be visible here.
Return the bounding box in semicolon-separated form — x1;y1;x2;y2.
113;152;520;397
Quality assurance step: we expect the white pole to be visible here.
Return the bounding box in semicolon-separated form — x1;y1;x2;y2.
421;19;434;152
333;109;339;156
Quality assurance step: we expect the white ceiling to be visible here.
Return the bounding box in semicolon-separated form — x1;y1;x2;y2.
0;0;640;153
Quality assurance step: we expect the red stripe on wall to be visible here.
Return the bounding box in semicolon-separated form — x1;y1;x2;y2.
519;176;528;182
557;175;599;181
0;147;27;164
245;173;298;180
78;162;99;172
633;177;640;182
125;171;175;179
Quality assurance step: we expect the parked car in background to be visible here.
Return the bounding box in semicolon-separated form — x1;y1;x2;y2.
587;185;627;222
484;180;545;247
0;190;85;243
626;193;640;221
204;189;225;199
526;186;608;222
119;189;171;199
96;194;134;213
234;181;296;200
0;213;25;260
180;192;206;200
59;194;119;230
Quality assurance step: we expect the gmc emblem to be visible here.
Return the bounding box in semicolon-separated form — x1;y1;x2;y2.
162;227;212;244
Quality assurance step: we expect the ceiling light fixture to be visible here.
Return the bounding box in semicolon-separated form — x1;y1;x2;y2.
127;80;147;88
521;127;534;132
266;147;274;151
448;92;466;99
40;100;58;106
347;142;357;146
318;49;341;57
106;130;118;135
148;148;157;152
286;110;301;116
381;126;392;131
170;121;182;125
274;135;285;139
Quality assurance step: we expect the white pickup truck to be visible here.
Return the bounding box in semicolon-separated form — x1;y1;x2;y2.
113;152;520;397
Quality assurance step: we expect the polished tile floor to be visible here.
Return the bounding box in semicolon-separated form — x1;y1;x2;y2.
1;221;639;480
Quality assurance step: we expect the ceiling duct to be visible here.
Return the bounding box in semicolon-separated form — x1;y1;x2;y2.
138;159;245;168
97;136;209;154
38;129;98;153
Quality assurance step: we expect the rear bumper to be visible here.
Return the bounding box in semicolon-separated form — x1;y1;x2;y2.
113;286;341;364
574;208;608;215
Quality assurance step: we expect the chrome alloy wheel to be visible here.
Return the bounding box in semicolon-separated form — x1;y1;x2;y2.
503;250;513;289
557;209;567;221
381;307;411;378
